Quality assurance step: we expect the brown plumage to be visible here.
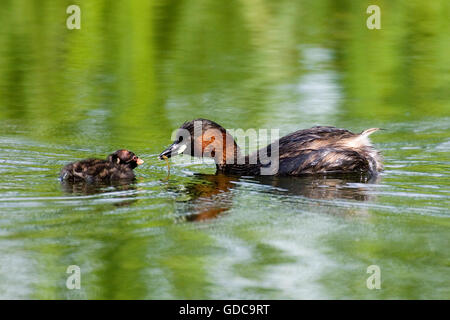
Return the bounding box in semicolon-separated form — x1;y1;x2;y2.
60;149;144;182
159;119;383;176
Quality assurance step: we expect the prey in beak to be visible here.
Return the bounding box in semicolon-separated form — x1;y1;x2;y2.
136;158;144;165
158;142;187;160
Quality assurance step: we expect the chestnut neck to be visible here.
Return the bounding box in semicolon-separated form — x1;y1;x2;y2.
214;142;263;175
198;125;263;175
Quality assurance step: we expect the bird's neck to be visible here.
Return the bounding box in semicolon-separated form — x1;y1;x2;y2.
216;153;263;175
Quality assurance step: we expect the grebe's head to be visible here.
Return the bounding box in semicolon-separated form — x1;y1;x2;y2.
158;118;239;164
108;149;144;169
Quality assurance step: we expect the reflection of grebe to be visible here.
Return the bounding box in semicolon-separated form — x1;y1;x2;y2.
170;174;237;222
173;173;378;222
60;180;139;207
254;173;379;201
159;119;383;176
60;179;136;195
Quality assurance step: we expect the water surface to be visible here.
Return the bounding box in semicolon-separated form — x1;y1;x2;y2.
0;0;449;299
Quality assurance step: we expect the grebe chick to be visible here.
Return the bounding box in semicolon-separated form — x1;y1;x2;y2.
158;119;383;176
60;149;144;182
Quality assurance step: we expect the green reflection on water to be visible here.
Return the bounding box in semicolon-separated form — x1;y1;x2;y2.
0;0;448;299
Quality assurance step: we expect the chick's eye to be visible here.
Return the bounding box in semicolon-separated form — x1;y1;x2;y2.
177;136;183;143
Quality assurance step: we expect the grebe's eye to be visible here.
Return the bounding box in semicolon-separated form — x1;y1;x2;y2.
177;136;183;143
132;156;137;161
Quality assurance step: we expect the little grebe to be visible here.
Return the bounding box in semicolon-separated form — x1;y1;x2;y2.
60;149;144;182
159;119;382;176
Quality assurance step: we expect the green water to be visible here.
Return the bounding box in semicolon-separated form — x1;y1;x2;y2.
0;0;449;299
